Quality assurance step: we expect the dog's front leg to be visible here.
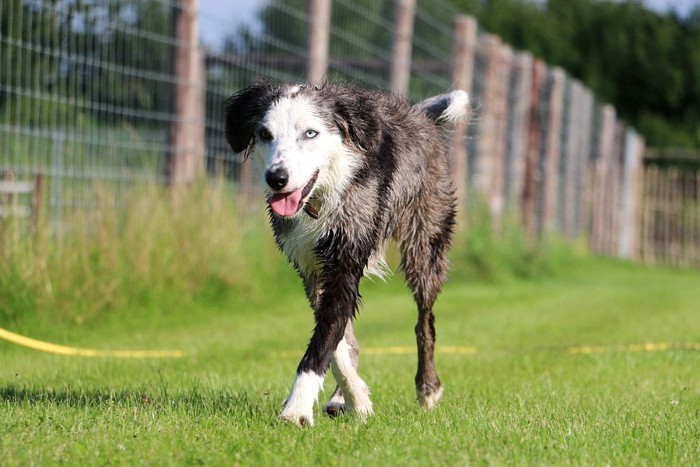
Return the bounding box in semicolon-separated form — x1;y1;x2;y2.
279;230;368;427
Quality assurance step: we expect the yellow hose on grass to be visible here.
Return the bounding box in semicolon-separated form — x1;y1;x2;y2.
0;327;184;358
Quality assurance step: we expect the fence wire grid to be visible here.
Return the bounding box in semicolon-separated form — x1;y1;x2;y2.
1;0;698;266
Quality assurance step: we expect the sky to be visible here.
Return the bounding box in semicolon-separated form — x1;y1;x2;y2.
620;0;700;15
198;0;700;51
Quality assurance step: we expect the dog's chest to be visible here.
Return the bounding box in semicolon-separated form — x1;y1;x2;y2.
276;216;324;277
274;214;390;281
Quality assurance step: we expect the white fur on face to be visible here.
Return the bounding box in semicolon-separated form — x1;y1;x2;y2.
254;95;347;196
253;91;364;276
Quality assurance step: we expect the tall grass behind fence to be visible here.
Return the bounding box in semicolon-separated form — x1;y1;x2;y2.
1;0;697;267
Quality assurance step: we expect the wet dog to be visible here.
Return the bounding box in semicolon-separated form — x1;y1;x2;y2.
224;80;468;426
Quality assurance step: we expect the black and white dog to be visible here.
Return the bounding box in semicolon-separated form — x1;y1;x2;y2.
224;80;468;427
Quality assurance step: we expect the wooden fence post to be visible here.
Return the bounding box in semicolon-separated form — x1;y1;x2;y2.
618;130;645;258
475;34;509;223
639;164;655;264
490;44;513;227
32;172;44;237
167;0;205;185
505;51;533;212
307;0;332;84
523;58;546;236
450;15;477;217
607;121;625;254
540;67;565;234
574;86;594;238
390;0;416;96
590;104;616;253
561;79;581;238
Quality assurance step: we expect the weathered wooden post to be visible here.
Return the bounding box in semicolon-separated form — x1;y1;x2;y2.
576;87;595;238
167;0;205;185
607;121;625;254
450;15;477;217
32;172;44;237
489;43;513;227
522;59;546;236
560;80;580;238
307;0;332;84
505;51;533;212
474;34;504;222
540;67;565;234
618;130;645;258
389;0;416;96
590;104;617;253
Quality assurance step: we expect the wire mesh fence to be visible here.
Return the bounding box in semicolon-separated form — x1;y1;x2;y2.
1;0;696;266
1;0;177;234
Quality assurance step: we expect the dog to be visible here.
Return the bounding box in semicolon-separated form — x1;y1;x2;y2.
224;80;468;427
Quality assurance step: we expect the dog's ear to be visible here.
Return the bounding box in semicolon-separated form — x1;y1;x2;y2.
223;79;281;156
331;93;382;155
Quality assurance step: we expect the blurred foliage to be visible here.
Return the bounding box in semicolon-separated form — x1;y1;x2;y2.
0;180;260;324
0;0;171;127
451;0;700;148
0;0;59;111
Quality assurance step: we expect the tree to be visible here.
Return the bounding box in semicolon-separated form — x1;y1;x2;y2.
1;0;172;127
70;0;172;124
0;0;59;123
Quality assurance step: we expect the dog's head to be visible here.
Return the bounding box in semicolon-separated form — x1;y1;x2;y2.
224;80;381;219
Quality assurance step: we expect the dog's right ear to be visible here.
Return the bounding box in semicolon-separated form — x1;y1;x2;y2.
223;79;281;157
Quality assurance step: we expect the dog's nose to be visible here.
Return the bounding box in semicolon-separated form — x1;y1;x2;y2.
265;167;289;190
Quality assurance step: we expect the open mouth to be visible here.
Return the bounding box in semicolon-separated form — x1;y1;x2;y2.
269;170;319;217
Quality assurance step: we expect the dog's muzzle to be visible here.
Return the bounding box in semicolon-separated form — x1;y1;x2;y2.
268;170;319;218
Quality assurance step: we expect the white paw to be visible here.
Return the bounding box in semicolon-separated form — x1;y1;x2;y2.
279;371;324;428
347;399;374;420
279;405;315;427
345;383;374;420
418;384;444;409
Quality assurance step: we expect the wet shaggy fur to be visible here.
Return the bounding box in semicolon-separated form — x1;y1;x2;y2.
224;80;467;427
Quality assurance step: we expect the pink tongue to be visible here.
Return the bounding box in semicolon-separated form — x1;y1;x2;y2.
270;188;303;216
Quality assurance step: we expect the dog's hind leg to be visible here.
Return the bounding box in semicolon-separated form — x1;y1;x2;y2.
400;202;455;409
324;319;373;419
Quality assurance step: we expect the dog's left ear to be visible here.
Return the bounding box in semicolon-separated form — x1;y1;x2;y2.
331;93;382;155
223;79;282;157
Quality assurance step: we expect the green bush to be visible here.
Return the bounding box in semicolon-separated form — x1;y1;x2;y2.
0;185;585;325
0;181;281;325
636;112;700;149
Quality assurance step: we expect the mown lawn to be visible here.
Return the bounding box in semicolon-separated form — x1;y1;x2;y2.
1;259;699;465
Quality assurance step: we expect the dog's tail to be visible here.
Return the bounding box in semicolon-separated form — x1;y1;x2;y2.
413;90;470;126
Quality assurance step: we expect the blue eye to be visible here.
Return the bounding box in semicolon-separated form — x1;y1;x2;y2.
305;129;318;139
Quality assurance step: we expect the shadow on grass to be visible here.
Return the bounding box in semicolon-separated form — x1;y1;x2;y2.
0;384;273;418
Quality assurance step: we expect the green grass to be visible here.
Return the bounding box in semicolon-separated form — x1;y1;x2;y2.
1;258;699;465
0;184;698;464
